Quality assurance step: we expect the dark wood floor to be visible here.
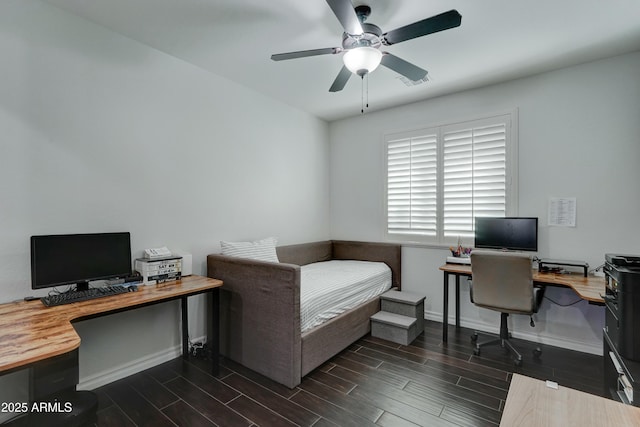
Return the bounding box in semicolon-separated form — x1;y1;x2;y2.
93;320;604;426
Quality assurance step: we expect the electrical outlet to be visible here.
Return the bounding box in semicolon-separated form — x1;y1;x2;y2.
190;341;203;357
190;341;208;359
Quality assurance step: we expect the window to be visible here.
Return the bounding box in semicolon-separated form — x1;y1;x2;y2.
385;113;517;245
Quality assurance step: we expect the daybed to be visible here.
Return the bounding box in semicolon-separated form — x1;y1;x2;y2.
207;240;401;388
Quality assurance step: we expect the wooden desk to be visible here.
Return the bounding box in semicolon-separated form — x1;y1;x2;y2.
501;374;640;426
439;263;605;342
0;275;223;376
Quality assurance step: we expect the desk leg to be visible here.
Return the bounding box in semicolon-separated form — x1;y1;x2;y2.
210;288;220;376
181;297;189;360
443;272;449;342
455;275;460;329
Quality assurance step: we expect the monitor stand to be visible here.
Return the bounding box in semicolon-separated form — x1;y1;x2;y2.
75;281;90;291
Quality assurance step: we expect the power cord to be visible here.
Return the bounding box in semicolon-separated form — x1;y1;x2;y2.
543;295;584;307
191;342;206;358
188;337;209;359
589;263;605;275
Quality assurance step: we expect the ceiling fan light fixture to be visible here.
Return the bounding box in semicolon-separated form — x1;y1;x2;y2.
343;46;382;76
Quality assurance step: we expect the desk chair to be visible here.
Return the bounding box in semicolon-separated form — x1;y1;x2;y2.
469;250;544;366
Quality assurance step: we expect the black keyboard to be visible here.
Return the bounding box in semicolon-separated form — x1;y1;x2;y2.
41;285;132;307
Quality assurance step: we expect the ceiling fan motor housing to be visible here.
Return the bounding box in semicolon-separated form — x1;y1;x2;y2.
342;23;382;50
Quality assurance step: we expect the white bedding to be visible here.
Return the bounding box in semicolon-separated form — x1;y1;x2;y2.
300;260;392;333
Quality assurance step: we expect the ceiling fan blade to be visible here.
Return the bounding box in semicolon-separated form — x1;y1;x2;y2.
329;66;352;92
381;53;428;81
271;47;341;61
326;0;364;35
382;9;462;45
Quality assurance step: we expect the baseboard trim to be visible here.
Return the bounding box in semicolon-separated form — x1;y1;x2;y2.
424;311;602;356
77;346;182;391
77;334;209;390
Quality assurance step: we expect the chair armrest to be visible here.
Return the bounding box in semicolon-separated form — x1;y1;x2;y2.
533;285;546;313
206;254;302;388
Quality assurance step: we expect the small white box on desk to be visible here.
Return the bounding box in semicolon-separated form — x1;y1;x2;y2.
135;256;182;284
173;253;192;276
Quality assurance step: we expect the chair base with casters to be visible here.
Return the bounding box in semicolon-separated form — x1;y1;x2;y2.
470;312;542;367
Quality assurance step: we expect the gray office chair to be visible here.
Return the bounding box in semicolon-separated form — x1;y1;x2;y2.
469;249;545;366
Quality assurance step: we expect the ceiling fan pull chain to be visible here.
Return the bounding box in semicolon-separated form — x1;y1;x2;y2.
366;73;369;110
361;75;364;114
360;73;371;114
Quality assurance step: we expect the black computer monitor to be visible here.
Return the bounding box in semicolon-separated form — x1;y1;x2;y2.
474;217;538;252
31;232;132;291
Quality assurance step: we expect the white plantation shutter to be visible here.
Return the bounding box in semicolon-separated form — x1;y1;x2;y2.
443;119;508;239
387;132;438;236
385;113;515;244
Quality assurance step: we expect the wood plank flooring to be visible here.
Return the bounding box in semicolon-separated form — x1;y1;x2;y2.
93;320;604;426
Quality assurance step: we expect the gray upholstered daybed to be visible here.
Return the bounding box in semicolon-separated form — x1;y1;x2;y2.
207;240;401;388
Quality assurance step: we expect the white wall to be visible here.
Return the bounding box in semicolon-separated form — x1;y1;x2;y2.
0;0;330;407
329;51;640;354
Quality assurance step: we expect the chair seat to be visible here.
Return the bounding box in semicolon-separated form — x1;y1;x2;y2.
470;284;545;314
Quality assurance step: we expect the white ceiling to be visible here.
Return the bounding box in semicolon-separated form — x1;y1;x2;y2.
42;0;640;121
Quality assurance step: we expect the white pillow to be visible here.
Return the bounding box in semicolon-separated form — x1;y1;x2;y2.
220;237;279;263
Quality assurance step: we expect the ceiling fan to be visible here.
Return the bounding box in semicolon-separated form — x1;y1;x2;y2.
271;0;462;92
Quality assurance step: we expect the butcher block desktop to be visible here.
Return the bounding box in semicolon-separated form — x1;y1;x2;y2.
0;275;222;377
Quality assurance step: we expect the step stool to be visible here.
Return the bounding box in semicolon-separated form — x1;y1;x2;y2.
380;290;425;333
370;311;417;346
371;290;426;346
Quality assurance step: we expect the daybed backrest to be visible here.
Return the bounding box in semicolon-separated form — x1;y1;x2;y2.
332;240;402;290
276;241;332;266
277;240;402;290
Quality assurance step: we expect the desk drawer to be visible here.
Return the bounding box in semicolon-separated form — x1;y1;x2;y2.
603;330;640;407
605;299;619;351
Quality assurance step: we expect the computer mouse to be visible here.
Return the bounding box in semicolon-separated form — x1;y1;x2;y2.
128;285;138;292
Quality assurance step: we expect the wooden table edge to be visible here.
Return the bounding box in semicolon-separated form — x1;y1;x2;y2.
0;275;223;374
440;263;604;303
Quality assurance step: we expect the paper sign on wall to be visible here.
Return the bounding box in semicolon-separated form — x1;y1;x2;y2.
548;197;576;227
